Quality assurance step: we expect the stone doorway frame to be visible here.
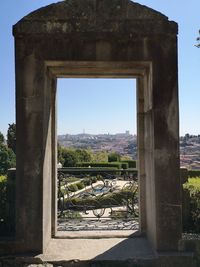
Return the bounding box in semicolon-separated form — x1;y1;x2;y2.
11;0;182;255
13;60;181;254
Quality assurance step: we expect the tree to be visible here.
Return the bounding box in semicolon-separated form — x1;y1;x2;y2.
108;151;121;162
7;123;16;154
61;148;78;167
0;132;5;144
91;151;108;162
75;149;91;162
0;143;16;175
57;143;64;165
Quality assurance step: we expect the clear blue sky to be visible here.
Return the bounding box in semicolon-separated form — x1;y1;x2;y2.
0;0;200;136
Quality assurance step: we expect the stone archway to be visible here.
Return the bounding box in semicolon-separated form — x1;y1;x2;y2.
12;0;181;254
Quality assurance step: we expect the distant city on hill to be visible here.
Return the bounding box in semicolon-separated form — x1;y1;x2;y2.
58;132;200;170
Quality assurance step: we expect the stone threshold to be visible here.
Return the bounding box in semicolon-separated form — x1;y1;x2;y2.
0;237;198;266
55;229;140;239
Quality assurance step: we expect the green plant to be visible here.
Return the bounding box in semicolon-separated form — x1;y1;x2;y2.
7;123;16;154
121;160;137;169
76;182;85;190
120;162;128;169
68;183;78;192
91;176;97;183
108;152;121;162
65;186;138;217
66;176;79;183
82;178;91;186
188;170;200;178
183;177;200;233
0;176;7;235
60;210;82;219
0;143;16;175
76;162;122;169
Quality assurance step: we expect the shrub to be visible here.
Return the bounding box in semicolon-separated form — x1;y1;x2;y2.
82;178;91;186
0;175;7;218
183;177;200;233
121;160;137;168
120;162;129;169
91;177;97;183
76;182;85;190
108;152;121;162
0;144;16;175
188;170;200;178
65;186;138;217
76;162;122;169
68;183;78;192
0;176;8;236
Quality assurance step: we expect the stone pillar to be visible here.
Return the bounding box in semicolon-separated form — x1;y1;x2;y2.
147;36;181;251
15;42;53;253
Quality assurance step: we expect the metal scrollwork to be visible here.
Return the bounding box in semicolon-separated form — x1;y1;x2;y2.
57;169;139;231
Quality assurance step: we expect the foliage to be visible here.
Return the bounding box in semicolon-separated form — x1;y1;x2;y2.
120;162;128;169
59;210;82;219
7;123;16;154
0;175;7;217
91;151;108;162
91;176;97;183
183;178;200;233
0;171;15;237
58;147;92;167
82;178;91;186
0;176;8;235
108;151;121;162
76;162;122;169
0;143;16;175
76;182;85;190
121;160;136;169
66;176;79;183
58;143;64;165
75;149;91;162
68;183;78;192
0;132;5;144
188;170;200;178
65;186;138;217
60;149;77;167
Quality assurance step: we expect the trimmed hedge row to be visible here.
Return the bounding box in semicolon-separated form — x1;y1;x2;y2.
76;161;137;170
121;160;137;168
76;162;126;169
188;170;200;178
0;174;15;237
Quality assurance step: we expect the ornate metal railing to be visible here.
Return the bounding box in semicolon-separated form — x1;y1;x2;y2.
57;168;139;231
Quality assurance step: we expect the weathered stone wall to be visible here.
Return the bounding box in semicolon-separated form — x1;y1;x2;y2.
8;0;182;255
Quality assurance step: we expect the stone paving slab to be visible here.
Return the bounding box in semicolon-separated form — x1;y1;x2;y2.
58;218;139;231
39;238;156;262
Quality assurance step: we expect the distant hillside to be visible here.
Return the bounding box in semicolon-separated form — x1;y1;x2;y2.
58;133;137;159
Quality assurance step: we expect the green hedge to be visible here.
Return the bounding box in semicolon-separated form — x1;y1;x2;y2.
183;177;200;233
76;162;122;169
188;170;200;178
65;187;138;216
0;173;15;237
121;160;137;168
0;176;7;233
